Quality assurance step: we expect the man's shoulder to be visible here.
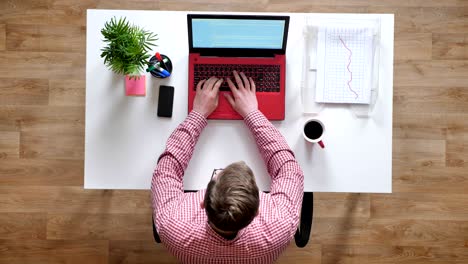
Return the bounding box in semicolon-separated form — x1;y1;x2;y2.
255;193;298;233
158;216;209;247
165;190;206;220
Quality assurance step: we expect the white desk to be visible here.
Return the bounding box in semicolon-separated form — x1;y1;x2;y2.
85;10;394;193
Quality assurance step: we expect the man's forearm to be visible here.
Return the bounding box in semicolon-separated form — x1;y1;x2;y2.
151;110;207;224
244;110;304;226
156;111;207;176
243;110;297;178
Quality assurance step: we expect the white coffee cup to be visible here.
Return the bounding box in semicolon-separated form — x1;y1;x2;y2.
302;118;325;148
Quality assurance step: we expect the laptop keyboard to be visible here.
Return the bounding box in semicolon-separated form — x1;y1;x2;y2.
193;64;281;92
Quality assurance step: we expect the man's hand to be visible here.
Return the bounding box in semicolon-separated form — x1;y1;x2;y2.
224;71;258;118
193;76;223;118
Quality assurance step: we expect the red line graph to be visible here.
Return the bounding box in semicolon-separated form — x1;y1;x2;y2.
339;36;358;99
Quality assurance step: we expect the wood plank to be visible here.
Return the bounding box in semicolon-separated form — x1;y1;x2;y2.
6;24;85;53
49;80;85;106
371;193;468;221
0;52;48;79
265;3;368;13
433;33;468;60
44;0;94;26
395;33;432;60
269;0;462;9
446;115;468;167
393;112;447;140
47;213;153;240
367;219;468;247
394;60;468;87
0;105;84;133
96;0;160;10
322;245;468;264
46;51;86;79
0;106;21;131
314;193;370;218
0;24;5;51
0;158;83;186
47;0;159;26
393;139;446;167
0;239;108;264
368;7;468;34
393;166;468;194
0;131;20;158
276;243;321;264
0;186;152;214
159;0;269;12
310;217;369;245
269;0;373;6
0;0;49;25
0;213;46;239
0;51;85;79
109;240;178;264
393;86;468;114
0;79;49;105
20;130;84;160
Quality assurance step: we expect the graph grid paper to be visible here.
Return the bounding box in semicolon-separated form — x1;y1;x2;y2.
316;26;374;104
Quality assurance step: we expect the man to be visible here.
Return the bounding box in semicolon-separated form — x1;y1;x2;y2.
151;71;304;263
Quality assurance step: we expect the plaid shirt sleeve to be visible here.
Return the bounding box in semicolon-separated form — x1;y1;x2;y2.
244;110;304;228
151;110;207;228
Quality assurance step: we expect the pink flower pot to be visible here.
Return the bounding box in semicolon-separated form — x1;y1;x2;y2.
125;75;146;96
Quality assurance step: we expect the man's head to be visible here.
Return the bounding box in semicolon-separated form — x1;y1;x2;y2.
202;161;260;236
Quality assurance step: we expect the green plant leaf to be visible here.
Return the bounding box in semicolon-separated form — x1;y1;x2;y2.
100;16;158;76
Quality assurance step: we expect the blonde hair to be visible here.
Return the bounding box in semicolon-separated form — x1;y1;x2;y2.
204;161;259;233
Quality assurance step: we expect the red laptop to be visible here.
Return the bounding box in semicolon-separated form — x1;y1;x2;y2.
187;14;290;120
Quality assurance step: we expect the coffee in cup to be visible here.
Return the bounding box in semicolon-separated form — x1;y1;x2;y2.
303;119;325;148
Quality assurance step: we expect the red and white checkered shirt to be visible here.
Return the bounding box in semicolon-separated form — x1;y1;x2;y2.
151;110;304;264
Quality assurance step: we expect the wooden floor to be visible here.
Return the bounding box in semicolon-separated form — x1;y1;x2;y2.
1;0;468;263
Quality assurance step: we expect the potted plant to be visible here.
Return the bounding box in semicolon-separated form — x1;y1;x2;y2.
100;17;158;96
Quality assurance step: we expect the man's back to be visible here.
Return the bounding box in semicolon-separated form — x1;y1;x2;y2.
158;192;294;263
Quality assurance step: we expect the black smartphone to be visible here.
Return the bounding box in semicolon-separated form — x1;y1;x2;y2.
157;85;174;117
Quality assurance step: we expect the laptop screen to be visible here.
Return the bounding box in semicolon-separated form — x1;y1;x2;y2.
192;18;285;49
187;14;289;57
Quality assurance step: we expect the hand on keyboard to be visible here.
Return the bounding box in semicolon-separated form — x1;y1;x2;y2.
193;64;280;92
224;71;258;118
193;76;223;118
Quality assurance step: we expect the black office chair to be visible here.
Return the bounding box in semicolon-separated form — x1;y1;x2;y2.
152;214;161;243
152;192;314;247
294;192;313;248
